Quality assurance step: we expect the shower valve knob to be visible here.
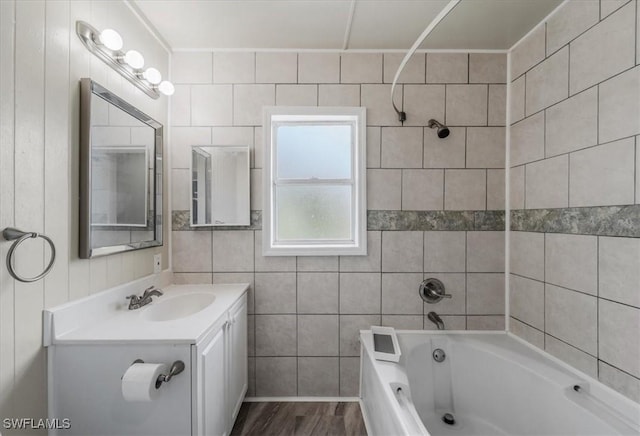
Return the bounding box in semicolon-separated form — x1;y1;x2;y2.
419;278;451;303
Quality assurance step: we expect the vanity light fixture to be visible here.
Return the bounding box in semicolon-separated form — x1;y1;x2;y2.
76;21;173;99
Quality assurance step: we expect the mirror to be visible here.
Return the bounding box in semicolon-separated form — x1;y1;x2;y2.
79;78;163;258
191;146;250;226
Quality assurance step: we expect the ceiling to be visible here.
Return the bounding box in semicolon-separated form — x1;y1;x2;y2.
133;0;564;51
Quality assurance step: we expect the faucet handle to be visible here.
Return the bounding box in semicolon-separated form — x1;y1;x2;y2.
419;278;451;303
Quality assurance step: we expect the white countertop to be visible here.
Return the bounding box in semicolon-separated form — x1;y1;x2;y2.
45;283;249;345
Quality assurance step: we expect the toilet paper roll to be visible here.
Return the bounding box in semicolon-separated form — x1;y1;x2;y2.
121;363;167;402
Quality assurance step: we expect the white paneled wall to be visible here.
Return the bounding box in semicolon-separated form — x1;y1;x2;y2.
0;0;169;428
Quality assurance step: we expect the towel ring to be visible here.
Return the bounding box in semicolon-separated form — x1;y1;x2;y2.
3;227;56;283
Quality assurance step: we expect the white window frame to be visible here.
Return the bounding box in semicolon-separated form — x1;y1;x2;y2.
262;106;367;256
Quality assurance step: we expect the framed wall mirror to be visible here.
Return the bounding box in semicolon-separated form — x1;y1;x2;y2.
79;78;163;258
191;146;250;226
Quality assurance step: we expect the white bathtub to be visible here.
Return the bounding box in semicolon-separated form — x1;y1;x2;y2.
359;331;640;436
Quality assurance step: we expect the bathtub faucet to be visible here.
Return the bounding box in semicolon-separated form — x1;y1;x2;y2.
427;311;445;330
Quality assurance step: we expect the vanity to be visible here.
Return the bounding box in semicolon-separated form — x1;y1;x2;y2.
44;278;248;436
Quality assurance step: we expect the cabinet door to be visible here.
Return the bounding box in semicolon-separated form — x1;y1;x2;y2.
228;296;247;426
199;327;227;436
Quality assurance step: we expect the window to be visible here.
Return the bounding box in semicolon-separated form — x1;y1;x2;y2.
263;107;366;256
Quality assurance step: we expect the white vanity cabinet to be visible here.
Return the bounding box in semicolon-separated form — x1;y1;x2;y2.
194;293;248;436
45;282;248;436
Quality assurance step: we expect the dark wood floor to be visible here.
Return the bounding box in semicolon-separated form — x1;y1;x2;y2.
231;402;368;436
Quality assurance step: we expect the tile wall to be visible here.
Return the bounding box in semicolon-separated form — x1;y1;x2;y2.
508;0;640;402
170;51;507;396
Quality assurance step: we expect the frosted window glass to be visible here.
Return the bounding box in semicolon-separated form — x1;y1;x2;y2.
276;185;352;241
276;124;352;179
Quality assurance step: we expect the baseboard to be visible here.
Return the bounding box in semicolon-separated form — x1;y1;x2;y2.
244;396;360;402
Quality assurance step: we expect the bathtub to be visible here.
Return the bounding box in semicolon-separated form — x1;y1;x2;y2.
359;331;640;436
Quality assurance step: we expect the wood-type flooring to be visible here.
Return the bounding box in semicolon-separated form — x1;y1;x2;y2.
230;402;368;436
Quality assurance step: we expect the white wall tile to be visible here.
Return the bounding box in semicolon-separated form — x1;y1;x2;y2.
255;52;297;83
637;137;640;204
171;52;212;84
424;126;465;168
545;87;598;157
367;169;401;210
511;25;546;79
255;315;297;355
545;335;598;378
467;315;505;330
486;169;505;210
510;274;544;330
402;85;445;127
525;154;569;209
466;127;505;168
600;0;632;18
569;138;635;207
213;52;254;83
511;113;545;166
298;315;339;356
297;256;338;272
171;169;190;210
275;84;317;106
212;230;254;272
254;231;296;272
318;84;360;107
510;318;545;348
173;231;212;272
446;85;488;126
383;53;425;84
599;361;640;403
546;0;599;55
367;126;381;168
426;53;468;83
525;47;569;116
212;126;253;146
361;84;402;126
381;127;423;168
467;231;505;272
233;84;275;126
545;284;597;355
598;66;640;143
171;84;190;126
599;237;640;307
339;357;361;396
599;299;640;377
382;231;423;272
339;273;381;314
298;357;339;396
382;315;424;330
298;272;339;314
546;233;598;295
340;231;382;273
424;231;466;272
255;357;296;396
422;273;466;315
469;53;506;84
250;168;261;210
340;315;381;356
170;127;211;169
444;169;486;210
467;273;505;314
510;231;544;281
488;85;506;126
298;53;339;83
341;53;382;83
509;76;525;123
569;2;635;94
509;165;525;210
402;169;444;210
381;273;424;314
191;84;233;126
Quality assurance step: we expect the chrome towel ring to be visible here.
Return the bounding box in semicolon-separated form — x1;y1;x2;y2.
2;227;56;283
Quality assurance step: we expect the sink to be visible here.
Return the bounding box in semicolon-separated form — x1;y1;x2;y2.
141;292;216;322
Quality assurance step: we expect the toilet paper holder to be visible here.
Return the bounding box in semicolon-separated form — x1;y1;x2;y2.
132;359;185;389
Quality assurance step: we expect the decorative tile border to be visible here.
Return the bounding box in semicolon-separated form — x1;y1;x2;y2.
510;205;640;237
172;210;505;232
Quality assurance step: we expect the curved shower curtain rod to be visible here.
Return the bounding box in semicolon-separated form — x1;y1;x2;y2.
390;0;461;123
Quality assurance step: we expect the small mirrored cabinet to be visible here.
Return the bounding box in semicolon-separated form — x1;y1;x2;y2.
191;146;250;226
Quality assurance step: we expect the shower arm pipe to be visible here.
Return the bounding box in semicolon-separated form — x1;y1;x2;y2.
390;0;461;123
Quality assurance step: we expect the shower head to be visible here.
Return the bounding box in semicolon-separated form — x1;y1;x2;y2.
428;119;450;139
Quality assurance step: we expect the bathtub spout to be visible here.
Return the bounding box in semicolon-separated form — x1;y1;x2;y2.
427;311;445;330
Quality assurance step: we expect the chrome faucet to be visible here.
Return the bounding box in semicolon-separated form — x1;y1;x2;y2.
427;311;445;330
126;286;163;310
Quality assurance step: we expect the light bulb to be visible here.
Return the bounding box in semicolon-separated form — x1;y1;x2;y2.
123;50;144;69
158;81;175;96
99;29;123;51
143;67;162;85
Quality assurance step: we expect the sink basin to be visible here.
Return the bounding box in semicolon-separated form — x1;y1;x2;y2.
141;292;216;322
